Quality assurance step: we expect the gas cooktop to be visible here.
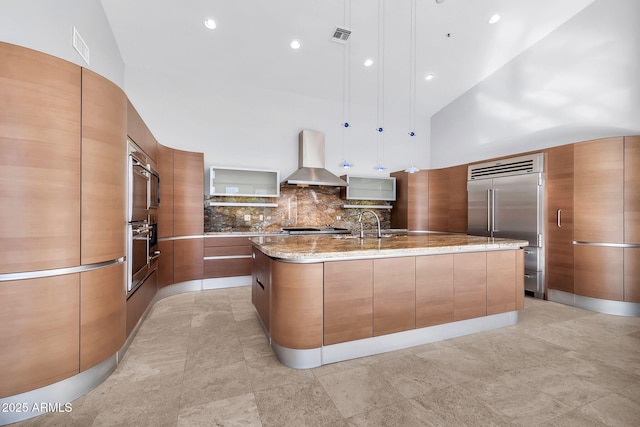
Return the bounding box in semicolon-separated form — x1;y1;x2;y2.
281;227;352;235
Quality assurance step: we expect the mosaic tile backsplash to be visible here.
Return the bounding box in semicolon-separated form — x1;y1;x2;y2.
205;186;391;233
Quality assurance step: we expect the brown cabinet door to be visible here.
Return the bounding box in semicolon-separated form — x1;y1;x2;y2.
251;248;271;332
486;250;517;315
391;170;429;230
574;137;624;243
126;100;157;162
174;238;203;283
448;164;469;233
0;42;81;273
373;257;416;336
126;269;157;336
157;144;174;238
157;240;174;288
203;236;252;278
174;149;204;236
416;254;454;327
0;274;80;398
428;168;450;231
624;247;640;302
324;259;373;345
453;252;487;320
625;136;640;244
80;262;126;371
546;144;575;293
574;245;624;301
81;68;127;264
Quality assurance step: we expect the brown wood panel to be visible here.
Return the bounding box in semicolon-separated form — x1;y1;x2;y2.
516;249;525;310
448;164;469;233
173;238;203;283
624;247;640;302
174;149;204;236
251;248;271;332
407;171;429;231
453;252;487;320
625;136;640;244
204;236;253;247
428;168;450;232
391;170;409;229
157;240;174;288
81;68;127;264
0;42;81;274
270;260;323;349
574;137;624;243
157;144;174;238
574;245;623;301
415;254;454;328
324;260;373;345
126;99;157;162
486;250;516;315
204;258;251;278
546;144;575;293
80;262;126;372
373;257;416;336
204;246;252;257
0;274;80;398
126;269;157;336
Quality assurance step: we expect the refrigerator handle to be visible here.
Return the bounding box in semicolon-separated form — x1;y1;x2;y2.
557;209;562;228
487;189;492;232
491;189;498;232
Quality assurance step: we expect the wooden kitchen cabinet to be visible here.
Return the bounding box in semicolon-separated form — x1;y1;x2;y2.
157;240;174;288
391;170;429;230
415;254;454;327
174;238;204;283
157;144;175;238
0;42;81;274
80;263;126;372
574;137;624;243
81;68;127;265
0;274;80;398
270;261;323;349
428;168;450;232
373;257;416;336
251;247;271;332
174;149;204;236
574;245;624;301
625;136;640;244
624;248;640;302
546;144;575;294
204;236;253;278
453;252;487;321
448;164;469;233
126;269;157;336
127;99;158;162
486;250;517;315
324;259;373;345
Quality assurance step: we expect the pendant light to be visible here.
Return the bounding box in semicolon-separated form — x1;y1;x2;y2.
374;0;387;172
405;0;420;173
340;0;353;169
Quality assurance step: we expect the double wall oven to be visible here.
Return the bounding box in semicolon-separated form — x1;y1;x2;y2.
127;142;161;296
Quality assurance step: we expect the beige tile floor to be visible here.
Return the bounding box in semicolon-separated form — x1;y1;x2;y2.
14;287;640;427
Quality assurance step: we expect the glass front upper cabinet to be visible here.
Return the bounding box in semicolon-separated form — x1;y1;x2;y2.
207;167;280;197
341;176;396;201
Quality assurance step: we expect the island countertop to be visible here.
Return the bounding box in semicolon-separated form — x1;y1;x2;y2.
250;232;529;262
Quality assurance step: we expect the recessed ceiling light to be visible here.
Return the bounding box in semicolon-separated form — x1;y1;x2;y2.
488;14;501;24
204;18;216;29
435;0;446;4
364;58;374;67
290;40;301;49
425;73;435;81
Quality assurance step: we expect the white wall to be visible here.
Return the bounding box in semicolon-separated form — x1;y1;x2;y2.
0;0;124;88
430;0;640;168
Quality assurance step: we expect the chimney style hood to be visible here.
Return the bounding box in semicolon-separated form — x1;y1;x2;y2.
283;130;348;187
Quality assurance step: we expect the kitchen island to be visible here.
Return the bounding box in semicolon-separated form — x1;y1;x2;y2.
250;232;528;368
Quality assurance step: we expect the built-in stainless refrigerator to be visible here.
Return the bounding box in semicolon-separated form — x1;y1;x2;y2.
467;153;545;297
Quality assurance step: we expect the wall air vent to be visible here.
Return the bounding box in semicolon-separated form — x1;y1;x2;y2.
468;153;544;180
72;26;90;65
331;26;352;44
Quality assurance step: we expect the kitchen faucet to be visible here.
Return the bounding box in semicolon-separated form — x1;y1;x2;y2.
358;210;381;238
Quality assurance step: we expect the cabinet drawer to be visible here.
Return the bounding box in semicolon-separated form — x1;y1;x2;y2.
204;258;251;278
204;236;252;247
204;246;252;257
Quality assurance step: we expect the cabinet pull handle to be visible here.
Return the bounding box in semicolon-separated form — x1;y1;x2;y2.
487;189;492;232
557;209;562;228
256;278;264;290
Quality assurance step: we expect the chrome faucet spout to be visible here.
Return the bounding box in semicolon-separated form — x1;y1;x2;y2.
358;210;381;238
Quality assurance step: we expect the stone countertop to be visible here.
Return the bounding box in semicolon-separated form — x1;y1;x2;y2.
250;232;529;262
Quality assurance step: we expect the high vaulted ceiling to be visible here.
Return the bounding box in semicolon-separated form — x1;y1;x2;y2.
101;0;596;118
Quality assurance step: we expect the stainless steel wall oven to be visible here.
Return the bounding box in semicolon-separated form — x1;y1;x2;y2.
127;142;160;295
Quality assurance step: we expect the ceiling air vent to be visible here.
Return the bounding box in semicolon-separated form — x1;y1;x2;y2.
468;153;544;180
72;26;90;65
331;26;352;44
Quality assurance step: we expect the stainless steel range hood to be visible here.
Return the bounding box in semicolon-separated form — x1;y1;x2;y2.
283;130;348;187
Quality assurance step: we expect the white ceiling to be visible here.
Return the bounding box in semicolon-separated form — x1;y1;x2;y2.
101;0;596;119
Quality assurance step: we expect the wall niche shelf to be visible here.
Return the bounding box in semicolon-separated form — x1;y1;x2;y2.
207;167;280;197
340;175;396;201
